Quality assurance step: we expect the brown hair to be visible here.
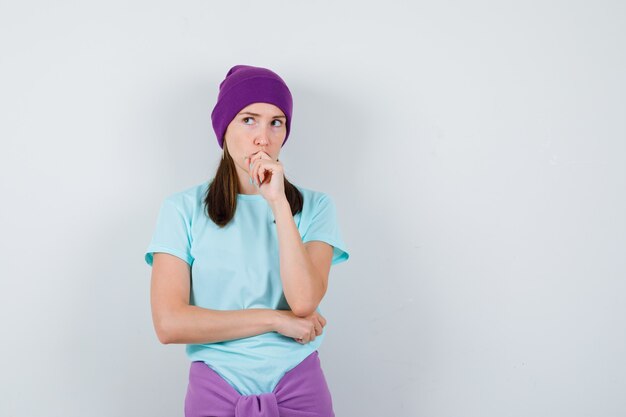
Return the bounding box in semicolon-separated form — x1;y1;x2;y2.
204;139;303;227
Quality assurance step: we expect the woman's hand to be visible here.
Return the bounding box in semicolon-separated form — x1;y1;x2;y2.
244;151;285;204
274;309;327;344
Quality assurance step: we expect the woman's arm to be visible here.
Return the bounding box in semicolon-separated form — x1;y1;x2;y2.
269;198;333;318
151;252;281;344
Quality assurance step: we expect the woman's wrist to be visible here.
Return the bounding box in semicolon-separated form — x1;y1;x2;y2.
269;309;288;332
268;196;289;212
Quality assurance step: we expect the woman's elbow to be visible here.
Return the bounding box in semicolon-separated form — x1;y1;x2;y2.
153;313;177;344
290;303;317;318
154;321;170;344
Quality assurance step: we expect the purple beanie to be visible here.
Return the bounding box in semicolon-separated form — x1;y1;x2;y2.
211;65;293;149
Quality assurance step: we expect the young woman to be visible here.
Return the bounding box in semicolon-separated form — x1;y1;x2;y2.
145;64;350;417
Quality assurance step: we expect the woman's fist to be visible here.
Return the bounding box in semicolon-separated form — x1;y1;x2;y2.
274;309;327;344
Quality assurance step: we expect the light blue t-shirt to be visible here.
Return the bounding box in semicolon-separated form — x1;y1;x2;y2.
144;180;350;395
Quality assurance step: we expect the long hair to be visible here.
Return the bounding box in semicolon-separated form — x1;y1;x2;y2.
204;139;303;227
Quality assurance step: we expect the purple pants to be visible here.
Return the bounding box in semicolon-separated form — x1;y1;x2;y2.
184;350;335;417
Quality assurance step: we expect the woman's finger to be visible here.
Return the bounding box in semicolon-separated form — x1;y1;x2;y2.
254;158;275;187
248;156;262;186
250;154;268;186
256;160;268;187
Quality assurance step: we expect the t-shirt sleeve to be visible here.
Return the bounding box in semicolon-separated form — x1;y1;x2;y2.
301;194;350;266
144;198;194;267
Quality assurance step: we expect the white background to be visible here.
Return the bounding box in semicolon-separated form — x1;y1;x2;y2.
1;1;625;416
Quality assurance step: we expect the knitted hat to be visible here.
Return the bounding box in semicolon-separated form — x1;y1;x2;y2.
211;64;293;149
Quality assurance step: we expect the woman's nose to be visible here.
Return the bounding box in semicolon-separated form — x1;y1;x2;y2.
255;125;272;145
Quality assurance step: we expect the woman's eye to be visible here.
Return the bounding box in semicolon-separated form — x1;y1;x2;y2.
242;117;282;127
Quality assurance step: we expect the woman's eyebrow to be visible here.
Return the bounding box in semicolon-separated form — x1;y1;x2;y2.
237;111;286;119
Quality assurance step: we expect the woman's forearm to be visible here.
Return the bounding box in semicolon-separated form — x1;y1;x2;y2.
158;305;281;345
270;197;325;317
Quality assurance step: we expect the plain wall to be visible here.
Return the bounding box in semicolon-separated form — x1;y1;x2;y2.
1;1;625;416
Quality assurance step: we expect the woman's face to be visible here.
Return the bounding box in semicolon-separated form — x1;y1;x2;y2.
224;102;287;180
